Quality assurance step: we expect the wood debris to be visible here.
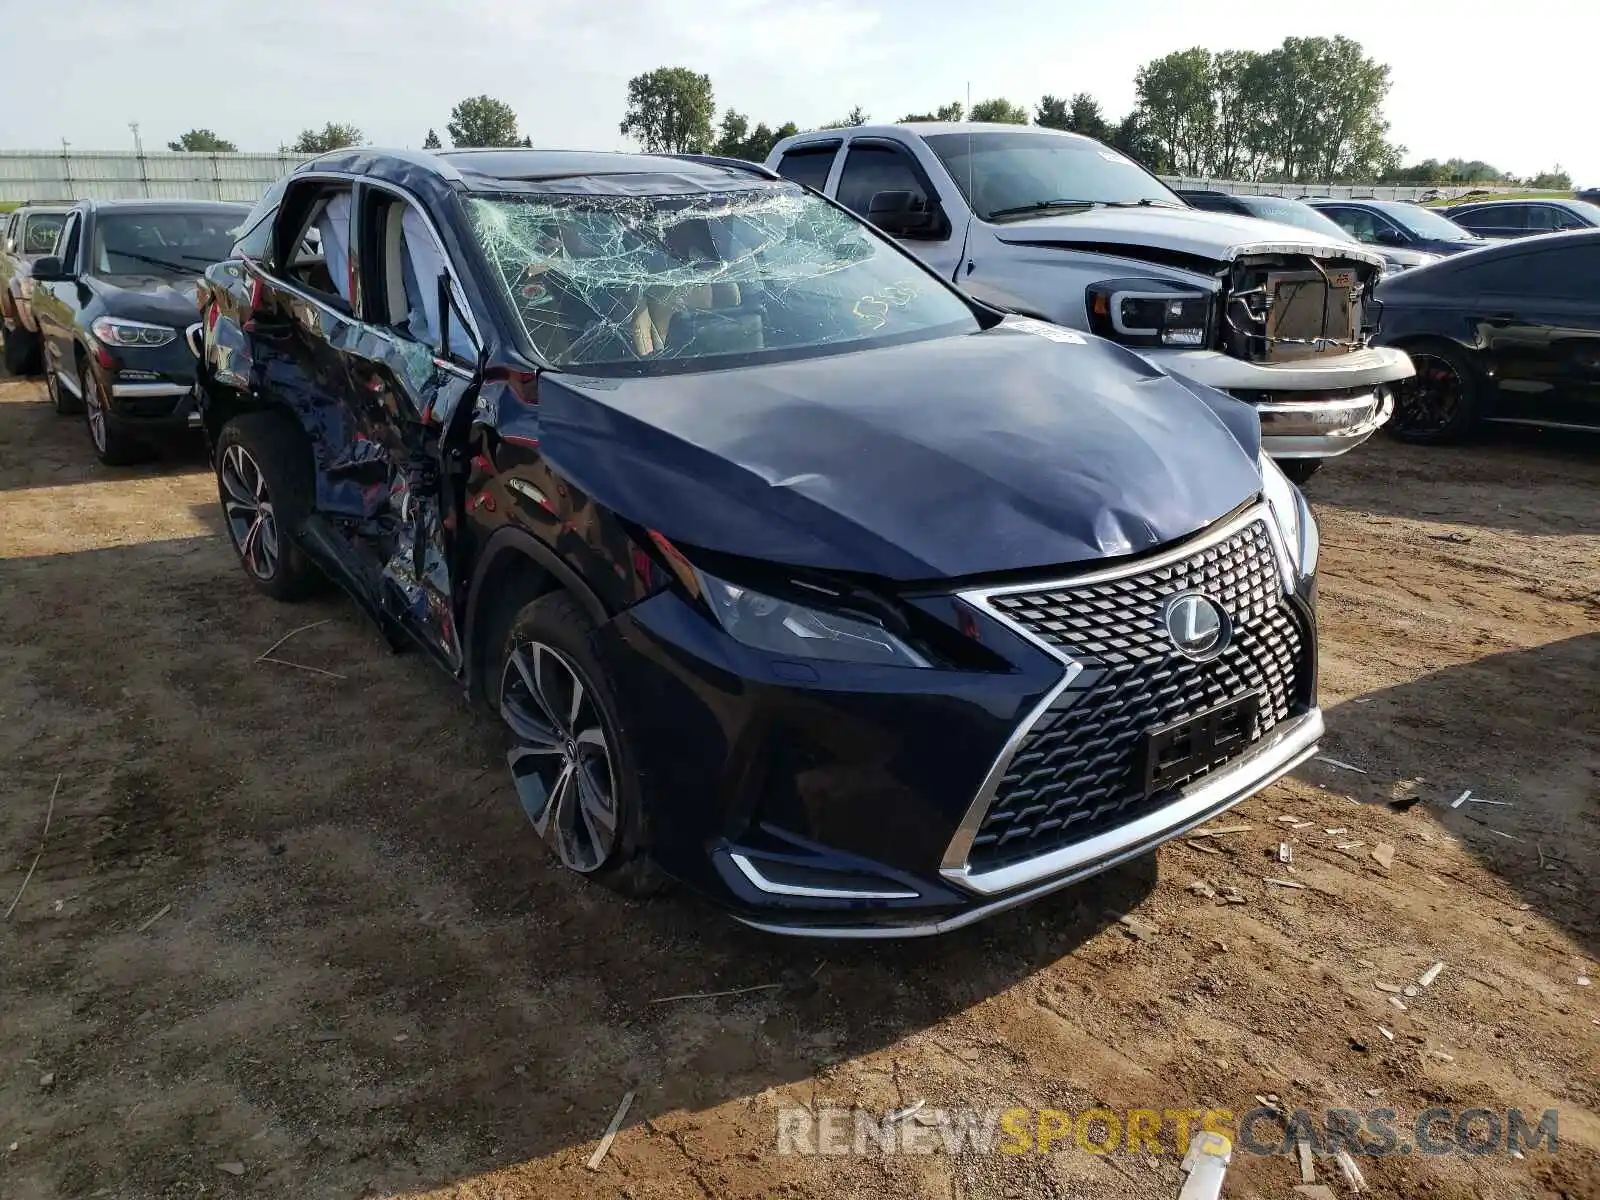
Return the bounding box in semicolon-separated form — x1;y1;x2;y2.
136;904;171;933
1377;1025;1394;1041
650;983;784;1004
1371;843;1395;870
1276;815;1302;825
585;1089;635;1171
217;1162;246;1176
1296;1138;1315;1183
1324;828;1347;836
1419;962;1445;987
1190;824;1252;838
1185;839;1222;855
1264;878;1306;889
1374;982;1402;994
885;1099;926;1125
1388;996;1408;1012
3;774;61;920
1316;756;1368;774
1220;887;1247;904
1426;1050;1455;1062
1337;841;1365;850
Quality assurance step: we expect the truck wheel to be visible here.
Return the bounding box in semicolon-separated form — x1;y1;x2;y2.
498;590;665;897
215;413;325;601
44;356;82;414
2;324;39;376
1390;342;1481;443
82;364;149;466
1280;460;1322;486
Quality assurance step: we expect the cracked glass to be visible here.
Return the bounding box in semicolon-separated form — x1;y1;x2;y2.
466;186;976;373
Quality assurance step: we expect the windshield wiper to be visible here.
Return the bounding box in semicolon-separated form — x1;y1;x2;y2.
985;199;1099;221
1105;198;1185;209
105;250;192;274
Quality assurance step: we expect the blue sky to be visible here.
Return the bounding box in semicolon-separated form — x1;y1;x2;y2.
1;0;1592;185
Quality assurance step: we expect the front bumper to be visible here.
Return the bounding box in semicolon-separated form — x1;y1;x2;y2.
98;340;204;439
595;507;1321;937
1146;345;1411;459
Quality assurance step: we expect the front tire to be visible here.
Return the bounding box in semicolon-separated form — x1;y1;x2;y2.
82;364;149;466
215;413;324;601
1390;342;1481;443
499;590;662;895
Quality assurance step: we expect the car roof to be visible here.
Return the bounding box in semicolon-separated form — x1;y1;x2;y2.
1308;197;1411;211
79;199;251;214
1447;197;1573;211
299;146;780;197
12;204;71;216
775;122;1099;150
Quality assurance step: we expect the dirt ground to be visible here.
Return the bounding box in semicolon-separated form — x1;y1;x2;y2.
0;369;1595;1200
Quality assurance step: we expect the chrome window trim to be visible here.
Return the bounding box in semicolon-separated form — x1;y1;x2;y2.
940;502;1291;893
728;852;920;901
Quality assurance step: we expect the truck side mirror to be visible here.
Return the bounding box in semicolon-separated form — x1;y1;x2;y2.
867;190;937;237
29;255;69;282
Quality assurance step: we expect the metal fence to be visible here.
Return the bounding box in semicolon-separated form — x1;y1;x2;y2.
0;151;311;203
0;149;1561;206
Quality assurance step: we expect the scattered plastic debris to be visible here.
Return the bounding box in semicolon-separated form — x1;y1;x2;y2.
1337;841;1365;850
1297;1138;1315;1183
1427;1050;1455;1062
1375;982;1402;994
1177;1130;1232;1200
886;1099;926;1125
1377;1025;1395;1041
1188;880;1217;900
1278;842;1293;865
135;904;171;933
1389;996;1408;1012
1372;843;1395;870
1403;985;1420;998
1334;1148;1367;1192
1325;828;1347;836
1419;962;1445;987
1190;824;1252;838
1264;878;1306;889
1451;789;1473;809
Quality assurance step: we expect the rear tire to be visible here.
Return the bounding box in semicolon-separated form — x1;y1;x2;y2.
215;412;325;601
43;356;82;414
1280;459;1323;486
2;323;40;376
498;590;665;897
1390;342;1482;443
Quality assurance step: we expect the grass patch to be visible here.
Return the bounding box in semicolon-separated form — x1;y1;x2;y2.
0;201;20;213
1423;189;1571;207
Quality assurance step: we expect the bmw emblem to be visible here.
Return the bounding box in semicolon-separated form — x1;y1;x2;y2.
1163;593;1230;660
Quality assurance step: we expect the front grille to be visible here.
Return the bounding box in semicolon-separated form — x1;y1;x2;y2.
968;517;1311;872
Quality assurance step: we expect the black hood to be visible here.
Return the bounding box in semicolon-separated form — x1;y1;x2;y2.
536;325;1263;581
87;274;203;326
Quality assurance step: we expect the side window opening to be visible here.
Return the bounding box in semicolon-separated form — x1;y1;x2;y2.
362;190;475;362
275;183;353;307
56;213;81;272
836;144;929;218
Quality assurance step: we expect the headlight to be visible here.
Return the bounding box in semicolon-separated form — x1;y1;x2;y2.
1087;278;1214;349
91;317;177;348
695;568;931;668
1260;452;1319;580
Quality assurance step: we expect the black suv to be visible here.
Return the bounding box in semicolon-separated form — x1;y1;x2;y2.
28;199;249;463
195;148;1324;936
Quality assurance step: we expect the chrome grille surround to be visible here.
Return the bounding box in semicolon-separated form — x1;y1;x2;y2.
942;504;1312;894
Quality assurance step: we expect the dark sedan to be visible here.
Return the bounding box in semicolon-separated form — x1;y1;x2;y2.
193;147;1324;936
1373;228;1600;440
1176;190;1441;274
1307;198;1492;257
1443;198;1600;240
29;199;249;463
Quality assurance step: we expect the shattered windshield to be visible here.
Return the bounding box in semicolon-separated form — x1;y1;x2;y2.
467;186;977;373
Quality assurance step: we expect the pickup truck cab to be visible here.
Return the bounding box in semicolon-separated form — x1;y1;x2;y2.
1;204;71;374
28;198;248;463
767;124;1414;481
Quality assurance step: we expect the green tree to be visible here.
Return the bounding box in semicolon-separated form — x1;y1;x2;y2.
1208;50;1269;179
1249;37;1396;182
1034;95;1071;131
290;123;364;154
712;110;797;162
1528;166;1570;189
1065;93;1112;143
167;129;238;152
448;96;521;148
618;67;715;153
1110;113;1161;170
969;98;1029;124
898;101;963;123
1133;48;1215;176
422;128;442;150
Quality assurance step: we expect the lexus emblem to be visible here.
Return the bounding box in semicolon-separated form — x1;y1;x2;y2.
1164;593;1230;660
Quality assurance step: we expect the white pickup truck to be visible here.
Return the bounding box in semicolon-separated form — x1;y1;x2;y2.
767;124;1414;482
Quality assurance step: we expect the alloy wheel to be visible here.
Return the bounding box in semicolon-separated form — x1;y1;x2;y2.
500;641;619;873
220;444;280;580
83;372;108;452
1393;352;1462;435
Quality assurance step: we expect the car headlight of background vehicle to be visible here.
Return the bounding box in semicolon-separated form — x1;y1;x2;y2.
91;317;177;348
1260;452;1319;580
1087;277;1215;349
695;568;931;668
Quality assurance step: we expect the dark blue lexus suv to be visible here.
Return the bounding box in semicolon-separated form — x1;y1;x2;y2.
195;147;1323;936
